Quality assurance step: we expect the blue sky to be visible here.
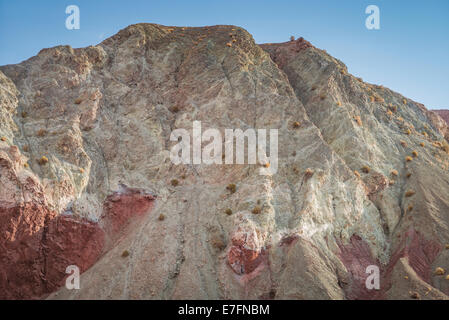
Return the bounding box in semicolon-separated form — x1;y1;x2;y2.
0;0;448;109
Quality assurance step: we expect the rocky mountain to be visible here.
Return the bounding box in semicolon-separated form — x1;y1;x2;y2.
0;23;448;300
434;110;449;126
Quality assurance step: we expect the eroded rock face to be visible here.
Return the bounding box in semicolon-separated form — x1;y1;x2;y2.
0;23;448;300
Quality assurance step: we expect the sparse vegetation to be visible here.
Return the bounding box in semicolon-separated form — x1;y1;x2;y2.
263;162;270;168
23;145;29;152
0;137;6;142
171;179;179;186
320;93;326;101
24;163;29;168
354;170;361;178
361;165;370;174
21;111;28;118
79;168;84;173
391;169;398;176
293;121;301;128
226;183;236;194
435;267;445;275
226;42;232;47
225;208;233;215
420;142;425;147
336;101;342;107
405;156;412;162
304;168;314;178
410;291;420;300
405;190;415;197
403;98;407;105
121;250;129;258
311;85;317;91
404;129;411;135
407;205;413;212
412;150;418;157
74;98;83;104
251;206;262;214
400;140;407;147
170;106;180;113
38;156;48;165
406;172;412;178
36;129;47;137
158;214;165;221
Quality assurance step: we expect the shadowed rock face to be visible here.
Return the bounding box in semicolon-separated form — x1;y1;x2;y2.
0;23;448;300
435;110;449;126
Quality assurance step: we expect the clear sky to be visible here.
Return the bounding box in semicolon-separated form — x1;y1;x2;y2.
0;0;448;109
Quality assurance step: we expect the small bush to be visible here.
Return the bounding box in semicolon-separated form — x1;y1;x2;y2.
403;98;407;105
263;162;270;168
74;98;83;104
251;206;262;214
410;292;420;300
293;121;301;128
406;172;412;178
389;180;395;186
361;165;370;174
304;168;314;178
158;214;165;221
181;174;186;179
405;190;415;197
170;106;180;113
211;237;226;251
121;250;130;258
435;267;445;275
0;136;6;142
320;93;326;101
225;208;233;215
354;170;361;178
420;142;425;147
407;205;413;212
337;101;342;107
171;179;179;186
36;129;47;137
226;183;236;194
412;150;418;157
391;169;398;176
400;140;407;147
23;145;29;152
38;156;48;165
386;110;393;117
311;85;317;91
405;156;412;162
21;111;28;118
79;168;84;173
422;131;428;137
226;42;232;47
24;163;29;168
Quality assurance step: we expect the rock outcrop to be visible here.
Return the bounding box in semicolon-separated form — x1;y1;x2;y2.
0;24;448;300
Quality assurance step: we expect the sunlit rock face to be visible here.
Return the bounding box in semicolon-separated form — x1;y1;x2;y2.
0;23;448;300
